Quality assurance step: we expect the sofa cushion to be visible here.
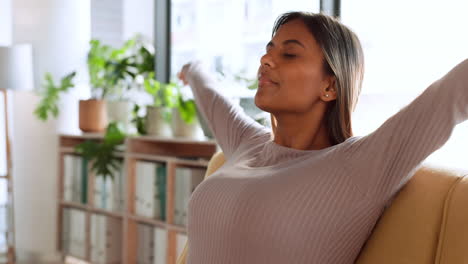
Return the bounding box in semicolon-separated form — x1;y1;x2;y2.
356;166;466;264
435;175;468;263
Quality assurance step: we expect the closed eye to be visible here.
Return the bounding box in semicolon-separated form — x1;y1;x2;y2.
283;53;297;58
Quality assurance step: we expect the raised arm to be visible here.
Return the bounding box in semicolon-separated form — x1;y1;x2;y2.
348;59;468;200
182;62;267;158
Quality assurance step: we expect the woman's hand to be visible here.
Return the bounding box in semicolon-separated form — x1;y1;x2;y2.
177;63;191;86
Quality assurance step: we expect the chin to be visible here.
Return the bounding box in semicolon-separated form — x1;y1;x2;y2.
254;91;273;113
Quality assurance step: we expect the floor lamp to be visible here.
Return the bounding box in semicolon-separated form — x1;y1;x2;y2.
0;44;34;264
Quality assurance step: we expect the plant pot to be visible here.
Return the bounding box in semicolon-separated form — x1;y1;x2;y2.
171;108;204;140
107;100;132;132
79;99;107;133
146;106;172;137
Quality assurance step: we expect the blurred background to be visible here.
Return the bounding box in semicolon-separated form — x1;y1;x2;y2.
0;0;467;263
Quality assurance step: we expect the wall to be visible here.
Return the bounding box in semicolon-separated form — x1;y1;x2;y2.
0;0;12;46
123;0;154;42
10;0;91;262
91;0;123;47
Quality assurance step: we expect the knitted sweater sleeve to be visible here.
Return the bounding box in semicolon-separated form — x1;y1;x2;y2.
348;59;468;200
184;62;266;158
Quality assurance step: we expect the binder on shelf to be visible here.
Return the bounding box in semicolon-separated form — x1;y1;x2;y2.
91;214;123;264
135;161;166;220
63;155;74;202
63;155;88;204
80;157;88;204
0;209;6;235
153;227;167;264
62;208;86;259
90;214;106;263
174;167;206;226
0;178;8;249
0;233;6;256
105;216;123;263
93;175;105;210
184;168;205;226
93;162;124;212
156;165;166;221
174;168;185;226
112;166;125;212
137;224;155;264
176;232;188;261
61;209;71;255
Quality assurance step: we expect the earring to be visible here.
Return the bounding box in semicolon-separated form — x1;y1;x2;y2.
325;94;329;97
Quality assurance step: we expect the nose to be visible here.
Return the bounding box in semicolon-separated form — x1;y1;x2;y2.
260;52;275;68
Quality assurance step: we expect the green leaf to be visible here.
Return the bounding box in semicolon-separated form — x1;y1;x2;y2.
74;122;126;180
131;104;147;135
177;97;197;124
104;122;126;145
34;71;76;121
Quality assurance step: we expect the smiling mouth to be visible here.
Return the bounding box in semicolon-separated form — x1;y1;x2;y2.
258;79;278;87
258;74;279;87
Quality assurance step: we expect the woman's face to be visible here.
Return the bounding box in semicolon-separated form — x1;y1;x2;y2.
255;19;333;114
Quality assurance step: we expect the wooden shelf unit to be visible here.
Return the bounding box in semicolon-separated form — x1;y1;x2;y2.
57;134;218;264
1;88;15;264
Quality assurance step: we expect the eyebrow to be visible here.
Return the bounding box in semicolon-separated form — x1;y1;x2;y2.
266;39;306;49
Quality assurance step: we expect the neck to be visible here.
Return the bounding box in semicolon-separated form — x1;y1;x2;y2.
270;107;332;151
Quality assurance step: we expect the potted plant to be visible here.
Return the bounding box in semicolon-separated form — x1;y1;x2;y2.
143;73;177;137
34;71;76;121
81;40;112;132
171;86;204;139
83;36;146;133
105;35;155;132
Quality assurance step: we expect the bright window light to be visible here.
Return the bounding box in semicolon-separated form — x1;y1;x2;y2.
343;0;468;169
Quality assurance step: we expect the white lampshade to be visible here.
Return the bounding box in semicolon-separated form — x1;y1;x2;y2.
0;44;34;91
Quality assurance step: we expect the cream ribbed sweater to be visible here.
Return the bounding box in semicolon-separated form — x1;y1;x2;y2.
182;60;468;264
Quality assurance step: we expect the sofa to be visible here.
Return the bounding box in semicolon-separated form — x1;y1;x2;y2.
177;152;468;264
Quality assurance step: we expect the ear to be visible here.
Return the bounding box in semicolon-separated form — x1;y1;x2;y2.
320;76;337;102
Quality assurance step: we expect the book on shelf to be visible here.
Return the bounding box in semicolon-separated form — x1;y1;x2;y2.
93;163;124;212
174;167;206;226
0;237;6;259
153;227;167;264
93;175;105;211
90;214;105;263
135;161;166;220
62;208;86;259
0;199;7;255
0;204;8;237
136;224;168;264
0;177;13;257
63;155;88;204
176;232;188;261
156;166;166;221
137;224;155;264
0;186;7;236
90;214;122;264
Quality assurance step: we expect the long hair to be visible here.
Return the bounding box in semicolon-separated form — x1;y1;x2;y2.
271;12;365;145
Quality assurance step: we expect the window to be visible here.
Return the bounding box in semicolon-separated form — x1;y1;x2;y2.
342;0;468;169
171;0;320;97
91;0;155;47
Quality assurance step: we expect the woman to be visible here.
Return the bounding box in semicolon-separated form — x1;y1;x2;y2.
176;12;468;264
